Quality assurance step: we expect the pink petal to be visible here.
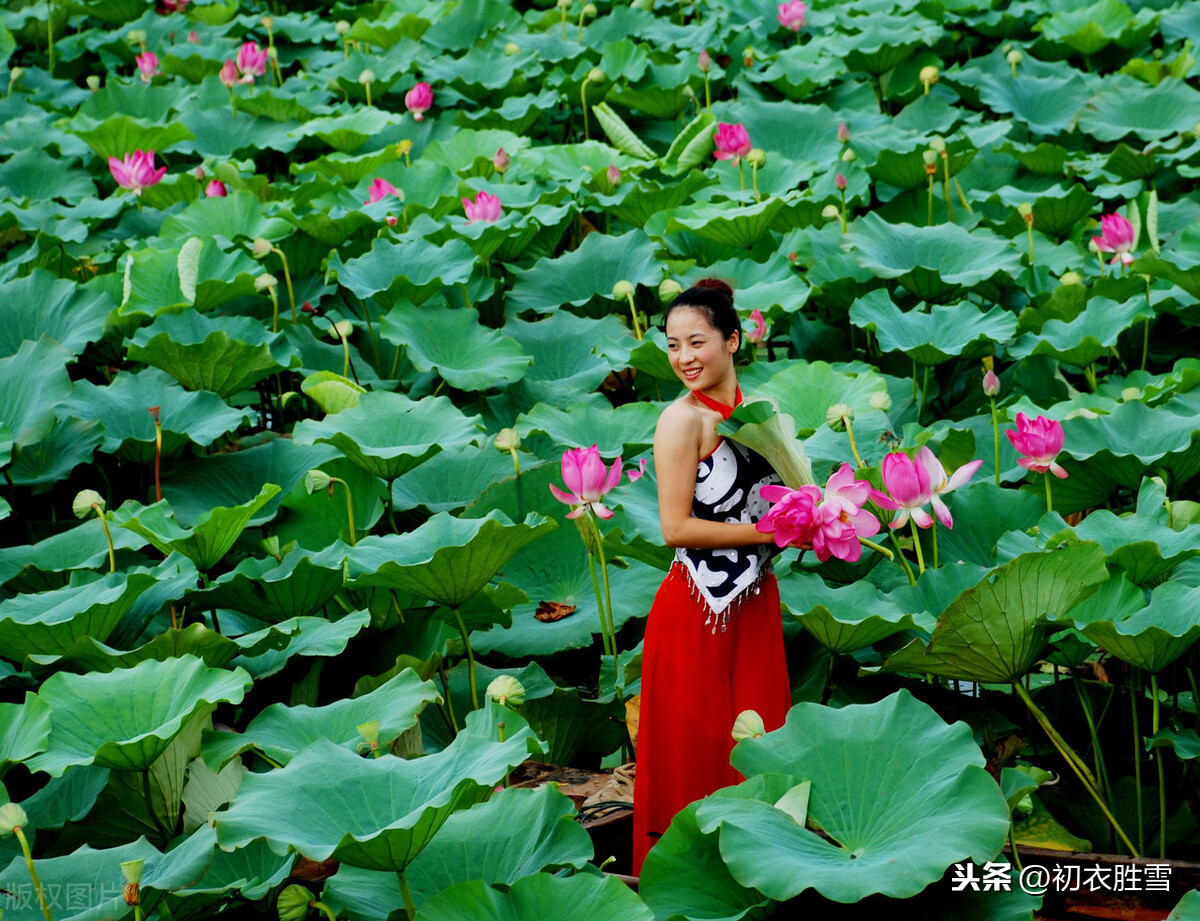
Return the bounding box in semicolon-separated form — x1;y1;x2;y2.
548;482;580;506
911;506;934;529
945;458;984;492
930;494;953;528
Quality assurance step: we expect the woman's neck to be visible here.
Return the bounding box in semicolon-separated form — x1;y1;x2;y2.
693;381;742;419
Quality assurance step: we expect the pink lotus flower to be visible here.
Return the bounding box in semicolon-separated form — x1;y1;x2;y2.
1092;212;1136;265
837;121;850;143
463;190;502;223
193;165;205;180
159;0;189;10
810;464;885;562
835;172;847;191
187;30;200;44
205;179;227;197
757;484;822;548
493;148;509;174
983;369;1000;397
607;164;620;186
405;82;433;121
628;458;647;482
549;445;623;519
108;150;167;197
877;451;933;530
1006;413;1068;479
219;59;239;88
713;122;752;165
236;41;267;83
747;308;766;344
365;177;398;204
136;52;158;83
698;49;711;73
777;0;807;31
915;447;982;528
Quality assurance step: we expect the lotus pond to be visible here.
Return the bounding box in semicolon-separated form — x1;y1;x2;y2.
3;0;1200;917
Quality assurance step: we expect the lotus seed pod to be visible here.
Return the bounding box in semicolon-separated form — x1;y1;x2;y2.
121;859;144;906
556;0;570;8
494;427;520;452
746;148;766;168
869;390;893;411
821;204;840;219
1007;49;1022;75
1121;387;1142;402
922;150;938;166
396;139;413;155
929;136;946;153
1017;202;1033;217
356;720;380;745
303;470;332;493
261;15;274;29
587;67;606;84
252;237;273;258
825;403;854;430
743;46;755;68
612;280;635;300
267;46;279;63
658;278;683;302
358;69;375;85
330;320;354;339
1060;271;1083;285
840;148;856;162
255;273;278;292
0;803;27;838
335;20;350;35
1087;238;1101;254
487;674;526;706
277;884;314;921
919;65;939;87
127;30;147;45
504;42;521;55
87;75;101;92
583;3;597;15
731;709;765;742
73;489;105;519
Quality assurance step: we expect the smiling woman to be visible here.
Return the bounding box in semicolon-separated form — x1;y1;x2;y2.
630;279;792;876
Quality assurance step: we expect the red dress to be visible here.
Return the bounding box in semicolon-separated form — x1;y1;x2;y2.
631;389;792;876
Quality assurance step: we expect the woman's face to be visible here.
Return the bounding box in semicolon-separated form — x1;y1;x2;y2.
665;306;738;392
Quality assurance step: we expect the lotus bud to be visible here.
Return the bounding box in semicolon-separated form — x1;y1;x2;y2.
1060;271;1083;285
73;489;105;519
255;273;278;292
358;69;375;85
582;3;597;16
127;29;147;46
983;369;1000;397
659;278;683;302
835;172;847;191
303;469;332;493
1017;201;1033;225
385;214;397;226
188;30;200;44
250;238;272;260
357;720;380;746
606;163;620;186
493;147;510;174
219;58;239;88
698;49;711;73
825;403;854;430
821;204;839;219
494;428;520;452
746;148;766;168
613;279;635;300
504;41;521;55
587;67;606;84
1007;49;1022;75
329;320;353;339
1121;387;1142;402
1087;238;1101;254
0;803;27;837
87;75;101;92
869;390;892;411
837;121;850;144
261;15;274;29
277;884;315;921
335;20;350;35
193;165;205;180
919;65;939;92
841;148;856;162
487;674;526;706
743;46;754;68
731;709;765;742
928;136;946;154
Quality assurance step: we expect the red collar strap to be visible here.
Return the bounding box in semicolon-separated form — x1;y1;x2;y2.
692;384;743;420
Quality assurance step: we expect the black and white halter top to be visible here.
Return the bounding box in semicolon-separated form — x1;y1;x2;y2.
675;390;783;633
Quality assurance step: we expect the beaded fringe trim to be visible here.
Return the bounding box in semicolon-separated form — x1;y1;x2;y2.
673;560;768;634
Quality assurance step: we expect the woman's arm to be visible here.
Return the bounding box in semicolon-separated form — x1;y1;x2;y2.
654;405;775;549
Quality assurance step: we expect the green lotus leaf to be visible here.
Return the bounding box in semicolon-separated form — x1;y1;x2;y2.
826;15;945;74
1147;728;1200;761
989;183;1100;238
593;171;711;227
187;545;349;623
158;191;291;245
1132;252;1200;300
62;368;252;463
112;484;282;572
233;610;372;680
326;236;476;306
678;250;811;318
976;73;1091;137
0;337;72;450
856;133;979;193
1078;581;1200;674
752;361;889;437
346;511;555;608
1168;889;1200;920
667;196;789;250
173;838;294;901
507;229;661;313
176;108;302;160
457;89;561;134
417;872;653;921
516;397;658;458
935;482;1047;567
502;312;633;408
201;667;440;769
592;102;655;160
112;243;192;325
846;213;1023;300
1036;0;1142;54
1077;78;1200;142
0;269;112;359
214;705;542;871
996;140;1070;175
16;766;110;832
181;756;246;835
6;415;104;491
1013;795;1092;852
291;107;406;153
292;146;399;185
26;655;250;777
881;544;1110;683
1008;296;1152;369
779;571;929;655
751;42;848;100
379;302;530;391
703;689;1008;903
393;446;531;515
69;112;195;161
300;371;365;414
0;692;51;768
0;147;96;204
293;391;480;481
325;783;592;918
849;291;1017;365
718;398;816;490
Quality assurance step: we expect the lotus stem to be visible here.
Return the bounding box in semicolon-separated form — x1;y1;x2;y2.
438;660;459;734
150;409;163;502
322;318;351;378
920;364;930;421
561;2;568;40
1141;319;1150;372
228;87;237;120
1152;673;1167;858
1008;821;1022;871
909;519;926;575
912;358;919;401
93;503;117;574
580;81;589;139
751;161;761;203
738;161;745;192
888;528;916;585
843;415;864;468
310;902;338;921
267;285;280;333
590;513;620;678
858;537;893;560
266;247;296;323
458;282;472;312
623;291;643;340
577;4;586;41
839;187;847;233
585;549;614;660
1026;223;1035;265
397;871;417;921
1083;363;1098;392
931;519;939;569
941;153;954;222
1073;676;1112;808
325;477;356;544
927;175;935;226
1132;678;1145;855
509;447;520;476
1044;471;1053;515
703;74;711;115
452;607;479;710
953;177;973;213
15;825;53;921
990;397;1000;487
1014;680;1139;857
46;0;55;77
1189;666;1200;731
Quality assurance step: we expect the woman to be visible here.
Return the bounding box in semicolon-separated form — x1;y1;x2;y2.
630;278;792;876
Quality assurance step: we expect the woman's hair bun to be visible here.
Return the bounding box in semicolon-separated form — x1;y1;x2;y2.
694;277;734;297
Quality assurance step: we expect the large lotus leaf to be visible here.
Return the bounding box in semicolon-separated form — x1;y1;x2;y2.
0;828;217;921
1079;581;1200;674
667;196;789;250
0;569;163;663
0;269;112;359
988;183;1100;239
1077;77;1200;142
417;872;653;921
717;399;817;490
26;655;250;777
0;692;50;767
112;484;282;572
157;191;291;245
0;337;72;450
753;361;888;437
1036;0;1148;54
324;783;592;917
69;113;195;161
214;706;542;871
935;482;1046;567
1007;296;1152;369
701;690;1008;903
1133;253;1200;301
346;511;555;608
502;312;633;407
507;230;661;313
0;148;96;203
379;302;530;391
855;133;980;192
849;291;1017;366
187;544;349;623
127;312;292;399
233;610;372;680
172;838;294;901
593;171;712;226
326;236;476;306
112;243;193;325
976;73;1091;136
7;415;104;491
201;667;440;769
1168;890;1200;920
16;765;110;833
393;447;530;515
62;368;252;462
881;544;1110;684
290;107;406;153
779;571;930;655
293;391;480;481
823;15;944;74
846;214;1023;300
515;397;659;457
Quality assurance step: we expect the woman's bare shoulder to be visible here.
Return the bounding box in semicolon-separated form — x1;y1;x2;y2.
656;396;703;434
